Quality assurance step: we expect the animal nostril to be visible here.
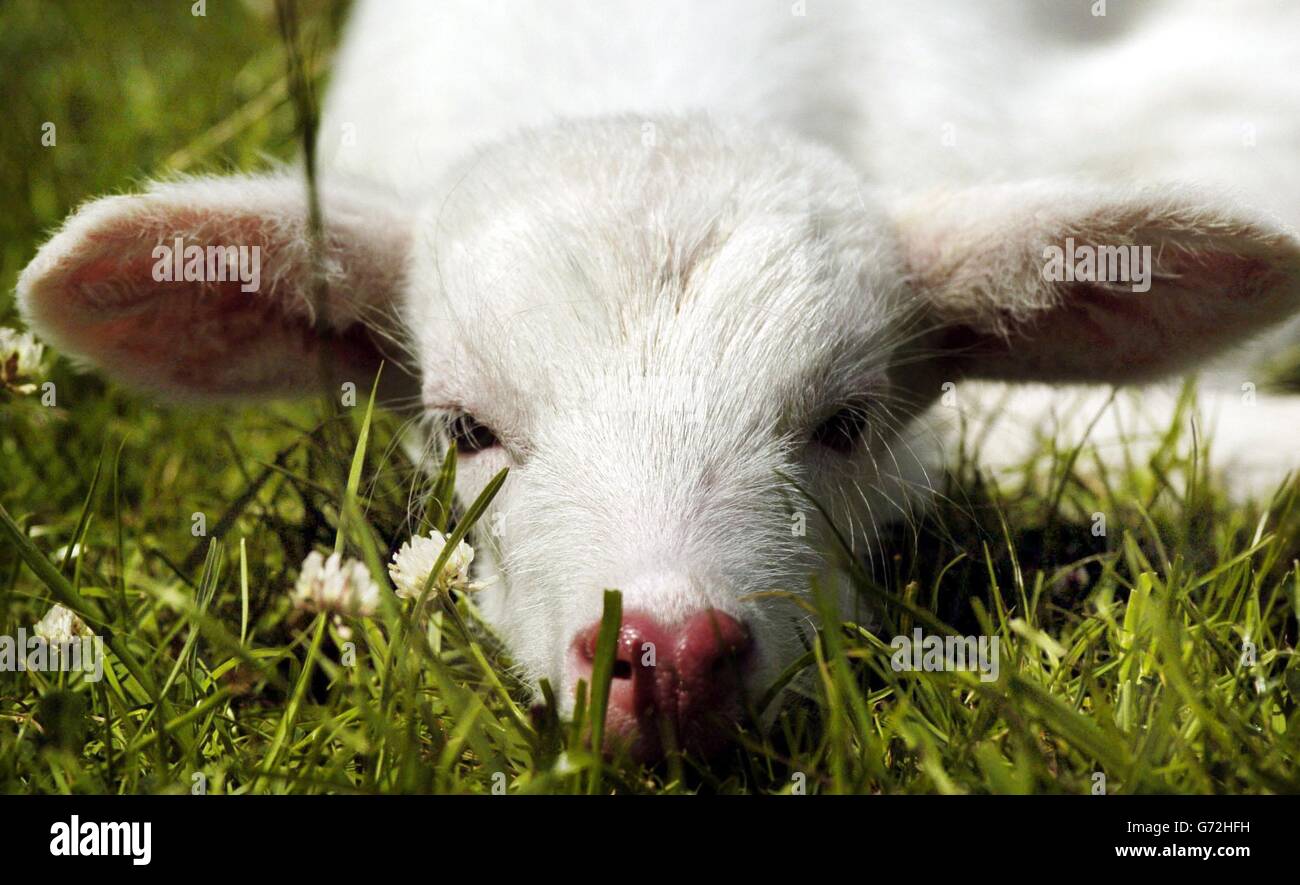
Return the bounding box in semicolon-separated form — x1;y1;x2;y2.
676;610;752;684
571;613;665;676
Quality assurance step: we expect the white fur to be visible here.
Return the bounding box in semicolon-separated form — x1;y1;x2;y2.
17;0;1300;714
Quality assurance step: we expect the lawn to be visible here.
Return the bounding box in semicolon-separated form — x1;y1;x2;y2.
2;0;1299;795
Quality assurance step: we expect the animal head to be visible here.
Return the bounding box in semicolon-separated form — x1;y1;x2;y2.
19;116;1300;758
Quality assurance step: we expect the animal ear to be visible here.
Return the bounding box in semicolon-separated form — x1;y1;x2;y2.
893;182;1300;384
17;174;412;400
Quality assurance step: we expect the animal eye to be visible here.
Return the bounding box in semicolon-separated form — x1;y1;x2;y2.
450;413;500;453
809;406;870;455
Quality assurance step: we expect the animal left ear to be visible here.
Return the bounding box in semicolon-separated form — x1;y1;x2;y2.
17;173;414;401
892;182;1300;384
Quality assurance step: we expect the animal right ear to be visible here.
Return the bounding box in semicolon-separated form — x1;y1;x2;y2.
892;181;1300;385
17;173;413;400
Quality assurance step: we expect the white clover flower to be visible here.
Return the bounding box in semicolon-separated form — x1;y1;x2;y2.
388;531;476;599
34;604;91;643
292;551;381;618
0;328;46;393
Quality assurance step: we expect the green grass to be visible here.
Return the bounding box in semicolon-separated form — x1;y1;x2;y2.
3;0;1300;795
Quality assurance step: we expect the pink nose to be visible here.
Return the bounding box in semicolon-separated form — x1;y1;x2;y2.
570;609;753;760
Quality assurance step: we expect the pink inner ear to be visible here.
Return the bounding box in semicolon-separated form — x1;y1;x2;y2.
47;240;381;399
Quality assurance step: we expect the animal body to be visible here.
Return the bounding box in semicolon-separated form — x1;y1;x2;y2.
18;0;1300;759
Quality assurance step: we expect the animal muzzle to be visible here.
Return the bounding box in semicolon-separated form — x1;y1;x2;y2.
569;608;754;762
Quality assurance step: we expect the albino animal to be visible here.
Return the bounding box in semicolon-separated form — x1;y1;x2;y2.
18;0;1300;759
